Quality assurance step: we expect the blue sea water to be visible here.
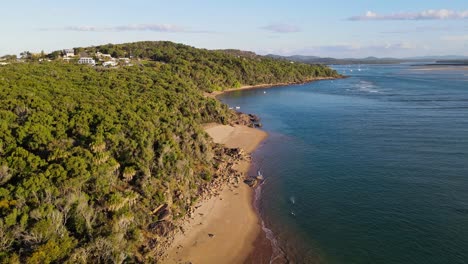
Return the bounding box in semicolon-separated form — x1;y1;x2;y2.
219;65;468;264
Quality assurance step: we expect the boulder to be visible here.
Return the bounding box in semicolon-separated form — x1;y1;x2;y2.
158;208;171;221
243;177;258;187
148;220;174;236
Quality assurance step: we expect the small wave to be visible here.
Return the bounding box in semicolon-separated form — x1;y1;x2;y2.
355;80;380;93
397;98;468;102
260;219;288;264
254;178;288;263
289;196;296;204
454;208;468;215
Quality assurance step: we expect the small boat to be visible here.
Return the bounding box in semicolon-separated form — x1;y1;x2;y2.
263;91;267;94
256;170;264;180
235;106;240;110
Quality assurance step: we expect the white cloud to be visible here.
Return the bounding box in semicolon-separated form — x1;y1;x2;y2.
63;26;99;32
261;24;301;33
441;35;468;41
41;24;210;33
380;26;456;34
113;24;186;32
348;9;468;21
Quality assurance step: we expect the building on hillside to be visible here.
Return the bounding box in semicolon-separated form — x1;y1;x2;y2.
96;52;113;61
102;60;118;67
118;57;133;66
63;49;75;57
78;57;96;66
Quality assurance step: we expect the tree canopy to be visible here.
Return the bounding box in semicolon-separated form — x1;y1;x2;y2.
0;41;339;263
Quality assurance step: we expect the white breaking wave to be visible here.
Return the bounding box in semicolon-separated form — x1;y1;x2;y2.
290;196;296;204
355;80;380;93
254;178;288;263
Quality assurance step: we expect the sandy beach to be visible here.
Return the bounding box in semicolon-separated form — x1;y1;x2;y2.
164;124;268;264
205;77;340;98
411;66;468;71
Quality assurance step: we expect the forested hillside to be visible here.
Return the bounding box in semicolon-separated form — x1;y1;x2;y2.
0;41;339;263
81;41;339;91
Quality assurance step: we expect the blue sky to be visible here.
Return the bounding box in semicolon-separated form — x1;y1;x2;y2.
1;0;467;58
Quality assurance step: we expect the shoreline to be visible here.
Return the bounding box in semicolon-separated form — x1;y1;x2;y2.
164;124;268;263
165;76;341;263
206;76;343;98
411;65;468;71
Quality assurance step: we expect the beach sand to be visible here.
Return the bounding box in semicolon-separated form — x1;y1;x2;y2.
205;77;340;98
164;124;268;264
411;66;468;71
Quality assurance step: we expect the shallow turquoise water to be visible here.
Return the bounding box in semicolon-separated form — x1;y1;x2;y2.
219;65;468;264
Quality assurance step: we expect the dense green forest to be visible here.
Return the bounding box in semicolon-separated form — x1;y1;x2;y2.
81;41;339;91
0;41;339;263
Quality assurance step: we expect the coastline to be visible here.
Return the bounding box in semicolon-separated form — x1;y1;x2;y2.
164;124;268;263
411;65;468;71
206;76;342;98
165;76;342;263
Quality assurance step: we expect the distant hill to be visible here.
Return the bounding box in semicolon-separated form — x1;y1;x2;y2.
405;55;468;61
216;49;258;58
435;60;468;65
267;54;468;65
266;54;402;65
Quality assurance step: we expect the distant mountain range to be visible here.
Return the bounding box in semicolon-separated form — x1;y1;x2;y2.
266;54;468;65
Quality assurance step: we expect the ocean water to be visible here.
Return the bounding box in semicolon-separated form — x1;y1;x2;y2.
219;65;468;264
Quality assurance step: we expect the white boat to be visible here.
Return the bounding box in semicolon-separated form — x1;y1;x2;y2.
256;170;264;180
235;106;240;110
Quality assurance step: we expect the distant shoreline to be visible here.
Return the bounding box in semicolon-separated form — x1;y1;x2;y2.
411;65;468;71
206;76;344;98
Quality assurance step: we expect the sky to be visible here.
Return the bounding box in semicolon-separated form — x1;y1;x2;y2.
1;0;467;58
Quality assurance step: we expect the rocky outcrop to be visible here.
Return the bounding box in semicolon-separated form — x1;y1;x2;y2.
149;220;174;237
243;177;258;187
243;173;264;188
155;144;252;260
230;112;262;128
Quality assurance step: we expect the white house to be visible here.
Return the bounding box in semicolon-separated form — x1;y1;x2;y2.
102;61;118;67
118;57;132;66
63;49;75;57
78;57;96;66
96;52;113;61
